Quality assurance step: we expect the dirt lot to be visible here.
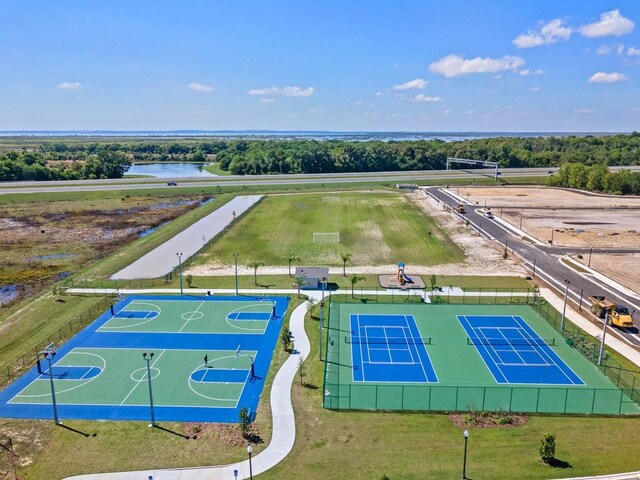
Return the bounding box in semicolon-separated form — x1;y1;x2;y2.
574;253;640;295
456;187;640;248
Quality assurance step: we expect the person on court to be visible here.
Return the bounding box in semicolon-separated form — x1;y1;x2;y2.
204;354;208;366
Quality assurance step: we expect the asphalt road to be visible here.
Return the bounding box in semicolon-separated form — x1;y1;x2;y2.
426;186;640;349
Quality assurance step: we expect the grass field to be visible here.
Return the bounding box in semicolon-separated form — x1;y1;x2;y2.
199;192;463;267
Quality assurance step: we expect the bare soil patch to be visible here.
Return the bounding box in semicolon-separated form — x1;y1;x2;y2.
574;253;640;295
182;422;262;447
449;411;528;429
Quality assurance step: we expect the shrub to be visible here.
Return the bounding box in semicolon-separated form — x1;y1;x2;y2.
539;433;556;463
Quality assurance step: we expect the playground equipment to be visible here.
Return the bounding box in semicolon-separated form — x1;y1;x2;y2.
397;262;414;286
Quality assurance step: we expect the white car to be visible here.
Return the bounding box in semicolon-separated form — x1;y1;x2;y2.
483;210;494;219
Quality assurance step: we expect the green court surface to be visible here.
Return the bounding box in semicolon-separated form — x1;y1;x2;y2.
10;348;254;409
323;303;640;415
98;298;273;334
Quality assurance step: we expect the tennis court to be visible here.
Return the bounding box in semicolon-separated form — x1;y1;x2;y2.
349;314;438;383
0;295;289;423
324;303;640;415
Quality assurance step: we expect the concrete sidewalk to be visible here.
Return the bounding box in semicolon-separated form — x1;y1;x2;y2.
64;293;317;480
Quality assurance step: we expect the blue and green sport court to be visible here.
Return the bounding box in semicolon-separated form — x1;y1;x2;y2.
324;303;640;415
0;295;289;423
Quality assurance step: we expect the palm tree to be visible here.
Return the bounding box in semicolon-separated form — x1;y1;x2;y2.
247;260;265;286
293;275;308;298
341;252;352;276
349;275;365;298
285;253;300;277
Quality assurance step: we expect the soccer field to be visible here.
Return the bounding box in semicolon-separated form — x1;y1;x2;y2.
200;192;464;266
0;295;289;423
324;303;640;415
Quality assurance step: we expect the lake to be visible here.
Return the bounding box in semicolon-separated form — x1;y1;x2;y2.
125;163;216;178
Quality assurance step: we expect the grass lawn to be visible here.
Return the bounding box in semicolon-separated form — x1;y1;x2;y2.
257;304;640;480
199;192;463;267
203;162;232;176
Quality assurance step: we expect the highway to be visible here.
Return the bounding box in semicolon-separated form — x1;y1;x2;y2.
426;186;640;349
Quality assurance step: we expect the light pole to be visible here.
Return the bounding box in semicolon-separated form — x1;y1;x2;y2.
598;312;610;365
40;345;61;425
588;247;593;268
247;444;253;480
462;429;469;479
233;252;239;295
319;276;326;361
176;252;184;295
561;279;570;335
142;352;156;427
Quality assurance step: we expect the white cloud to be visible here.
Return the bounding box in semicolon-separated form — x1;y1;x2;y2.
596;44;612;55
519;69;545;76
429;54;525;77
58;82;81;90
443;109;451;115
247;86;314;97
375;91;385;97
588;72;629;83
628;47;640;56
259;98;276;103
466;110;475;115
393;78;427;90
580;10;634;38
575;109;594;114
188;82;214;92
513;19;572;48
529;86;540;92
413;94;442;103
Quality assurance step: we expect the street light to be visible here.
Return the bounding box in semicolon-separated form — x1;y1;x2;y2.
142;352;156;427
233;252;239;295
176;252;184;295
39;344;61;425
598;312;610;365
247;444;253;480
561;279;570;334
319;276;326;361
462;429;469;480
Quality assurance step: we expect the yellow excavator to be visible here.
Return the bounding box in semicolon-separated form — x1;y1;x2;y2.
455;204;466;214
589;296;634;328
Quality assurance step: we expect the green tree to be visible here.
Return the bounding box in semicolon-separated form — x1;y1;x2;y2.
539;433;556;463
185;274;193;288
247;260;265;286
293;275;308;298
298;355;306;386
341;253;352;276
430;273;437;291
285;253;300;277
349;275;365;298
238;406;252;438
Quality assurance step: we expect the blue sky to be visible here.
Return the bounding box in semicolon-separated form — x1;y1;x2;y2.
1;1;639;132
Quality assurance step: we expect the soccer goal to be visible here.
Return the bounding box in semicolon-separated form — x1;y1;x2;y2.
313;232;340;244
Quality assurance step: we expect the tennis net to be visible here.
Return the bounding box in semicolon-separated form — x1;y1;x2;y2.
345;336;432;346
467;337;556;347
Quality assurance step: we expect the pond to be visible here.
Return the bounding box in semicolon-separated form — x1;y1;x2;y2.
125;163;217;178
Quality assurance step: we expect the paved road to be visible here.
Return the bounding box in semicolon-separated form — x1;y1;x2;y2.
426;186;640;349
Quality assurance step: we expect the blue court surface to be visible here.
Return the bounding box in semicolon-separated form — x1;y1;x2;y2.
458;315;584;385
0;294;289;423
349;314;438;383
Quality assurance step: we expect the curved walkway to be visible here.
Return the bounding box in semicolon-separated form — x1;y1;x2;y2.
64;292;316;480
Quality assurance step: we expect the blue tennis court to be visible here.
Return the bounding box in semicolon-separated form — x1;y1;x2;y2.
349;314;438;383
458;315;584;385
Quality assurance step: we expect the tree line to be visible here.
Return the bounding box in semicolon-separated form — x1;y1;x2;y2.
548;162;640;195
1;133;639;181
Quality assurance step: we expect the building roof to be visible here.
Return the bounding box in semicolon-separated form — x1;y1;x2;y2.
295;267;329;279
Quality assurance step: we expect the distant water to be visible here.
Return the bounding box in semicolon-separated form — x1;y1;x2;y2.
126;163;215;178
0;130;623;142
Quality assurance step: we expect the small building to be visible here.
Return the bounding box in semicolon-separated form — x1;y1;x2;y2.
294;267;329;290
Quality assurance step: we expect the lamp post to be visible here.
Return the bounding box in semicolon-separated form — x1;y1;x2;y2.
247;444;253;480
598;312;610;365
588;247;593;268
142;352;156;427
233;252;239;295
561;279;570;335
176;252;184;295
462;429;469;479
40;345;61;425
319;276;326;361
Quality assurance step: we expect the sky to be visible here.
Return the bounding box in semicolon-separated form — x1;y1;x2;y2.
1;1;640;132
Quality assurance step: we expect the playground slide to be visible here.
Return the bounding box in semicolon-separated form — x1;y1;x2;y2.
403;273;413;284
